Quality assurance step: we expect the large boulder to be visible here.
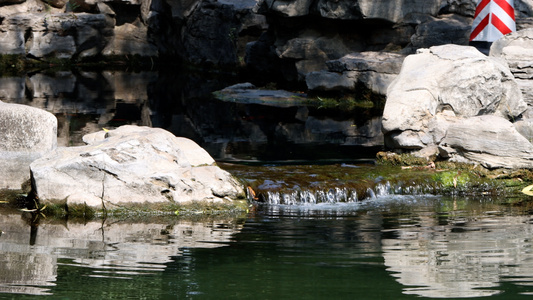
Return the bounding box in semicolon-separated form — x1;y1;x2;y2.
30;125;245;210
382;44;526;150
0;101;57;189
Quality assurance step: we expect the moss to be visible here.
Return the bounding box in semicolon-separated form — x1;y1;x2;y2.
376;151;430;166
38;199;250;220
432;171;471;188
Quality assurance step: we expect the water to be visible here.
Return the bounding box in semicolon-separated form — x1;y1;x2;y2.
2;191;533;299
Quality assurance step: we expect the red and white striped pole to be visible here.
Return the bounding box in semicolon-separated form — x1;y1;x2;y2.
470;0;516;42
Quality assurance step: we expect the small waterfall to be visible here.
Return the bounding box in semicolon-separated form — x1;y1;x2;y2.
265;187;358;205
253;177;440;206
262;183;401;205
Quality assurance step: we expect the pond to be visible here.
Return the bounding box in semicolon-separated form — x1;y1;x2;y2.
1;69;533;299
2;192;533;299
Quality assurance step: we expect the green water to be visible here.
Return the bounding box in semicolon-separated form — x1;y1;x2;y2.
2;192;533;299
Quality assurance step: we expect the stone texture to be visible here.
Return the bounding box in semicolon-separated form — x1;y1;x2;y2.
30;125;245;209
439;115;533;169
306;51;406;95
410;14;471;49
260;0;441;22
0;101;57;189
180;0;240;66
102;20;158;56
491;28;533;80
0;101;57;153
383;45;525;150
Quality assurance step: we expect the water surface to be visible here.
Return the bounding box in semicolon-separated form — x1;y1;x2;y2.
2;191;533;299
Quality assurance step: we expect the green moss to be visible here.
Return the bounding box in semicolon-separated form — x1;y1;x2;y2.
432;171;471;188
39;199;250;220
376;151;430;166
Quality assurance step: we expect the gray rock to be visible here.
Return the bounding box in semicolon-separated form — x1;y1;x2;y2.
410;14;471;49
0;101;57;189
306;71;355;91
260;0;312;17
439;0;476;17
30;125;245;209
491;28;533;80
102;20;158;56
262;0;441;22
213;82;308;107
490;28;533;115
439;115;533;169
383;45;526;150
180;0;240;66
356;0;441;23
275;30;361;80
306;51;406;95
0;101;57;153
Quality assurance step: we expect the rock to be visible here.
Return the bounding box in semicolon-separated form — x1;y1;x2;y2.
180;0;241;66
102;19;158;56
305;71;355;91
491;28;533;80
410;14;471;49
439;115;533;169
490;28;533;110
30;125;245;210
306;51;406;95
0;12;112;59
213;82;308;106
261;0;441;22
0;101;57;189
276;30;355;80
0;101;57;153
439;0;476;17
259;0;312;17
356;0;441;23
163;0;203;20
382;44;526;150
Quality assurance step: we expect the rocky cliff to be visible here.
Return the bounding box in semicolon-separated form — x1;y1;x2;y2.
3;0;532;77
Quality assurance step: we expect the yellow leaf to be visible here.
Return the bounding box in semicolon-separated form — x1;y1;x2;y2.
103;128;109;132
522;185;533;196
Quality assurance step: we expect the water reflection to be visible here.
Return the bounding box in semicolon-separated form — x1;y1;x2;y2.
258;195;533;298
0;211;243;296
379;196;533;298
2;70;383;161
4;195;533;298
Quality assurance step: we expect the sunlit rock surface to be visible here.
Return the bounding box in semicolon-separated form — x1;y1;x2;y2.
30;125;245;209
382;44;531;168
491;28;533;105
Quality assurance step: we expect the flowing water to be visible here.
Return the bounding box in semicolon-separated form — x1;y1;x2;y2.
2;70;533;299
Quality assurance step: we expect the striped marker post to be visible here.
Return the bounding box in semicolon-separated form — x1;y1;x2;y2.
470;0;516;42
